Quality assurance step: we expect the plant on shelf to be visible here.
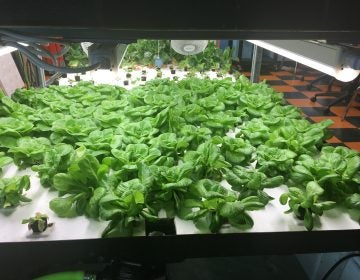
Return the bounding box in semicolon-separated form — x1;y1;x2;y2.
0;76;358;237
0;176;31;208
177;41;232;72
289;146;360;205
123;40;181;67
64;43;88;68
0;152;12;173
22;212;54;233
179;179;265;233
123;40;233;72
280;181;336;231
226;166;284;205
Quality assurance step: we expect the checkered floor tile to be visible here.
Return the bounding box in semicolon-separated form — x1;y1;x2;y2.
244;66;360;151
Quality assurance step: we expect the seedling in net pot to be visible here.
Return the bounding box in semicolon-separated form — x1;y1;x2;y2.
22;212;54;233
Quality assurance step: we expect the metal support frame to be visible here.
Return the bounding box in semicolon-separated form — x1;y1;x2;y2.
250;44;263;83
36;66;46;88
45;72;63;86
231;40;240;59
0;229;359;279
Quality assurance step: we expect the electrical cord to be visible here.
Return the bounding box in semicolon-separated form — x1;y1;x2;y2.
0;29;103;73
26;42;69;66
0;29;65;44
27;42;58;64
1;35;59;65
3;41;101;74
0;30;70;61
52;44;70;58
320;253;360;280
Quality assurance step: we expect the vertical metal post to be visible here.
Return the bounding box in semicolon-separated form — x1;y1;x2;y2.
294;61;298;75
232;40;240;59
250;45;263;83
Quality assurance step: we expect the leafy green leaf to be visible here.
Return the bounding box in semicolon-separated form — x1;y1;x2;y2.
49;196;78;218
219;201;244;218
305;181;324;197
345;193;360;210
280;193;289;205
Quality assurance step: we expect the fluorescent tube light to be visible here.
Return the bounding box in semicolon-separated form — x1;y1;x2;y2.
248;40;360;82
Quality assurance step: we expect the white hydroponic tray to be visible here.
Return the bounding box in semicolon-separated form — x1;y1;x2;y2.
0;66;359;242
1;164;359;243
58;65;235;88
0;164;108;242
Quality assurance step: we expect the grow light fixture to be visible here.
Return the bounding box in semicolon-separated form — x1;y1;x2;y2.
170;40;208;55
248;40;360;82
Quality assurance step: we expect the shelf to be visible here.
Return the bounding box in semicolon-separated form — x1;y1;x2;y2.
0;67;358;272
0;164;359;260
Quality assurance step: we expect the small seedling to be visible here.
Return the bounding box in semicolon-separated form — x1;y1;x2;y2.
22;212;54;233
